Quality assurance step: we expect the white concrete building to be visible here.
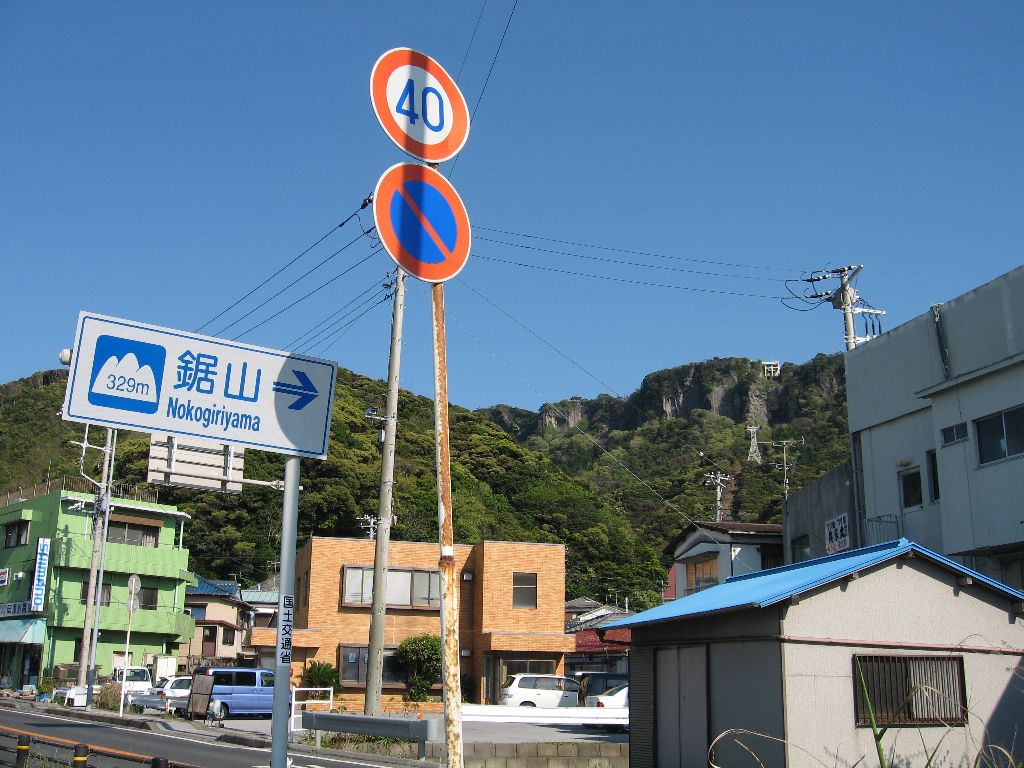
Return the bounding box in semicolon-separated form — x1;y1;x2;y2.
846;266;1024;589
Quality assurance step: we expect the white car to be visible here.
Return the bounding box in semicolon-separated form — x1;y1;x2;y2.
585;684;628;731
498;674;580;707
584;682;628;709
128;675;192;714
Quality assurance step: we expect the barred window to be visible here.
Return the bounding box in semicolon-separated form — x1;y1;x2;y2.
853;655;967;727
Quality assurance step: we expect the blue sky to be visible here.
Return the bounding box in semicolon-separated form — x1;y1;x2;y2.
2;3;1021;411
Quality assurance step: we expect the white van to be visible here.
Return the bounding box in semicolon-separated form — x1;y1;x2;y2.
498;674;580;707
111;666;152;695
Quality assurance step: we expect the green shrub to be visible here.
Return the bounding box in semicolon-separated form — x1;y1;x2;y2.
300;661;340;692
36;677;55;695
95;682;122;710
395;634;441;702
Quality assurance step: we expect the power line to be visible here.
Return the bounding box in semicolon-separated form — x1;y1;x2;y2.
476;225;806;273
475;235;794;282
473;253;792;299
309;289;394;356
194;197;371;334
455;0;489;80
296;282;394;354
231;247;379;341
216;228;375;337
285;274;394;351
447;0;517;178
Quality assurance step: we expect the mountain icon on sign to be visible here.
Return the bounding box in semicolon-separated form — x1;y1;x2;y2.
87;335;166;414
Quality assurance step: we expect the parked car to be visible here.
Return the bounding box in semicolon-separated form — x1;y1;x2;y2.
577;671;628;705
110;666;152;697
498;674;580;707
194;667;276;719
585;683;628;708
128;675;192;715
584;684;629;732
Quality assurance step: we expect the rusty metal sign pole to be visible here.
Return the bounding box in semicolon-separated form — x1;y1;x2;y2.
431;281;464;768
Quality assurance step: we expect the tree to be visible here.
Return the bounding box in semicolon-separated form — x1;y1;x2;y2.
395;634;442;701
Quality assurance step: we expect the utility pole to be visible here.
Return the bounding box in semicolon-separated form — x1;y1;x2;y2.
365;269;406;717
746;425;762;464
769;439;801;500
704;471;731;522
802;265;885;351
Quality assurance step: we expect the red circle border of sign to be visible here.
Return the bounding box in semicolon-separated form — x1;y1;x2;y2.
373;163;472;283
370;48;470;164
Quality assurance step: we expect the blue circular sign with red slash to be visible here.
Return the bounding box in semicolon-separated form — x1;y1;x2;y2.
373;163;471;283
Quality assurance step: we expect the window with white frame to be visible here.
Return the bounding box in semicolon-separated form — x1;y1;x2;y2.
976;406;1024;464
940;422;968;447
342;566;440;608
512;572;538;608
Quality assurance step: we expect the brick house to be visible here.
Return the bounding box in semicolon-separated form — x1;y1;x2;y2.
249;537;574;707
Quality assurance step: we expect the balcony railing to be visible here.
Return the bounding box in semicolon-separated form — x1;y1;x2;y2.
1;476;160;507
864;514;901;546
46;599;194;639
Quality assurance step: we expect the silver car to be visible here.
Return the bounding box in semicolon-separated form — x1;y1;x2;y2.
129;675;192;715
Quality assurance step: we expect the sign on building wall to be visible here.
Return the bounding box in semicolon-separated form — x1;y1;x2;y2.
30;539;50;612
825;514;851;555
0;602;30;616
0;569;8;587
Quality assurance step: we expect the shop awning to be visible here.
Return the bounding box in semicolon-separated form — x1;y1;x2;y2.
0;619;46;645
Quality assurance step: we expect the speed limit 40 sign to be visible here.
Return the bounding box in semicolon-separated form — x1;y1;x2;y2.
370;48;470;164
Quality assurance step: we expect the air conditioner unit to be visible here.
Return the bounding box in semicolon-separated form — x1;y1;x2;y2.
12;573;24;581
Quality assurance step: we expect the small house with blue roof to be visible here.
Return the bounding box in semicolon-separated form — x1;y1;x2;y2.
608;539;1024;768
178;575;253;670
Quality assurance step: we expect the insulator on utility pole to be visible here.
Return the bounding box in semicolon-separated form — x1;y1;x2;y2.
803;265;885;350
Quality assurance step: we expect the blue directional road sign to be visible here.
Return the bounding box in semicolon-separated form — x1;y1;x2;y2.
63;312;337;459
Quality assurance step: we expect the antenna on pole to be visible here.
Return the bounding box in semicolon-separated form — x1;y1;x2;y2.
704;471;731;522
746;425;762;464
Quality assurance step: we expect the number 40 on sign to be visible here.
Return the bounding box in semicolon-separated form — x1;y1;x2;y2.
370;48;470;164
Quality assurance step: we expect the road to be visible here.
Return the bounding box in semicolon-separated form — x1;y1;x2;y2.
0;708;384;768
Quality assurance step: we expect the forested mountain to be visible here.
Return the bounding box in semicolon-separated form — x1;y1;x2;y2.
478;354;849;555
0;354;848;611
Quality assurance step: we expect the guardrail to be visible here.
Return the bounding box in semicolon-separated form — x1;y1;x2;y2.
289;687;334;733
461;704;628;726
0;731;186;768
301;710;442;761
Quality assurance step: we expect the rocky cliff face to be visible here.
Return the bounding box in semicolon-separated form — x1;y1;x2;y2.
481;355;845;437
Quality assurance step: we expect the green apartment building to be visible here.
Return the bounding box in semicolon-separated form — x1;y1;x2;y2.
0;477;194;688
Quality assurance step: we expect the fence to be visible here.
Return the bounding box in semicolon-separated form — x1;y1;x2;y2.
1;476;160;507
0;731;185;768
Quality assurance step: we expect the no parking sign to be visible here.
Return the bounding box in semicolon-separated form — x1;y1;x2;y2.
373;162;471;283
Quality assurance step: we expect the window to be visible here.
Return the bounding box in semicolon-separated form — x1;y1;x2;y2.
926;450;940;503
685;556;718;594
853;655;966;726
189;605;207;621
222;627;236;645
760;546;784;570
940;422;968;446
138;587;158;610
791;535;811;564
106;521;159;548
976;406;1024;464
339;646;403;685
4;521;29;549
899;468;923;509
342;566;441;608
512;572;537;609
505;659;555;676
234;670;256;686
80;581;111;606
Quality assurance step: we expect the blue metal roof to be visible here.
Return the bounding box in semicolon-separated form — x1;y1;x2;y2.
186;574;241;598
609;539;1024;629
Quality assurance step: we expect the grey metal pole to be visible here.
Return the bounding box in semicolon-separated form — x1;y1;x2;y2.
271;457;301;768
430;282;463;768
365;269;407;716
86;429;116;709
77;428;111;688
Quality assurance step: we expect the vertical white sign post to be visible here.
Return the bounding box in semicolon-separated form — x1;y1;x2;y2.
270;458;300;768
118;574;141;717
